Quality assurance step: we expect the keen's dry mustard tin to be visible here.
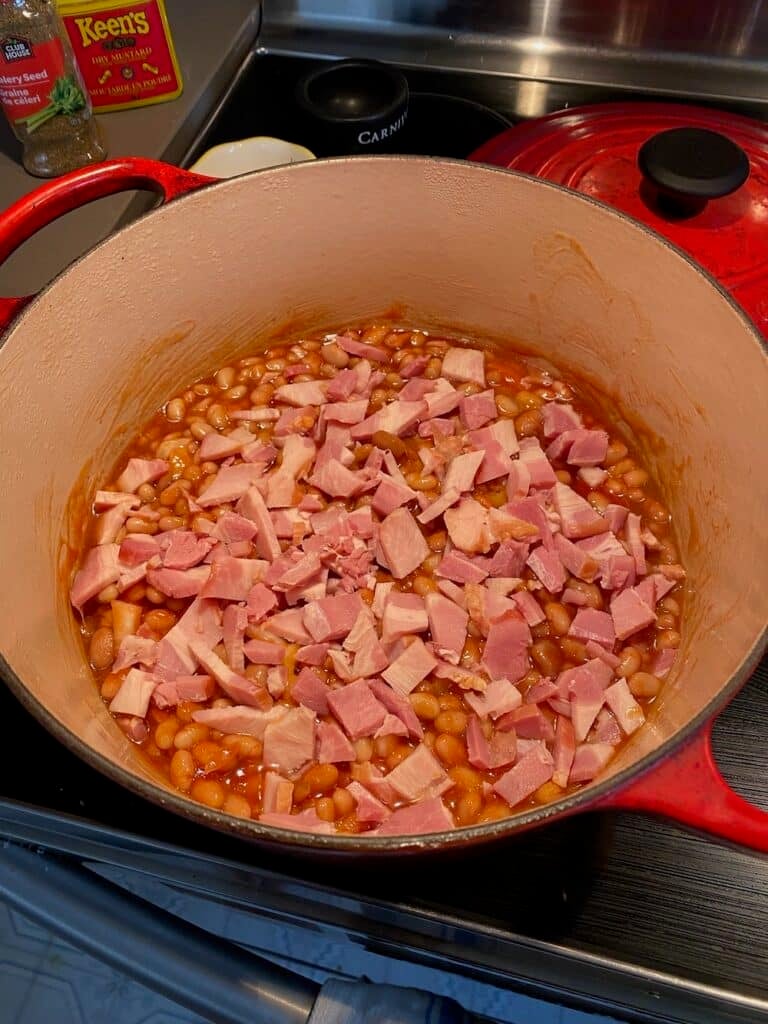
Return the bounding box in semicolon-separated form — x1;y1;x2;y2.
57;0;182;111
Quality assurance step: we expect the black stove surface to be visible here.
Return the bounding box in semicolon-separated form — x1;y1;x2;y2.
2;51;767;1024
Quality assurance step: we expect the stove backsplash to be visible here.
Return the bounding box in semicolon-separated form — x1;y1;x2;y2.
261;0;768;111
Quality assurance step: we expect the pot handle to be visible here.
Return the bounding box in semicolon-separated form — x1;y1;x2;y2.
0;157;214;332
599;720;768;852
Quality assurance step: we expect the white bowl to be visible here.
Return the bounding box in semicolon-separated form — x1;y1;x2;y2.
190;137;316;178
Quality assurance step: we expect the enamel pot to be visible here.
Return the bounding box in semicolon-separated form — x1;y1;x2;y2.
0;156;765;854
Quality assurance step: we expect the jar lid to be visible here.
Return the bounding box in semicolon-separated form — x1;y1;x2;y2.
471;102;768;334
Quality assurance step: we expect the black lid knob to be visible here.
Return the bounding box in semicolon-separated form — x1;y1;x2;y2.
638;126;749;218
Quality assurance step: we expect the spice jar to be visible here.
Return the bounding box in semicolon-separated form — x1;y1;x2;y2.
0;0;106;177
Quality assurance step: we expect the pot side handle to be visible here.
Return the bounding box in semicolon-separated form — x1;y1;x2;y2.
0;158;214;332
598;721;768;852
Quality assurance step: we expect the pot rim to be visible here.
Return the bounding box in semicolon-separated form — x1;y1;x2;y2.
1;154;765;852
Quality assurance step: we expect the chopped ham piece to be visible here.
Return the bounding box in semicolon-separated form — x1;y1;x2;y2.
604;679;645;735
518;437;557;489
488;539;529;578
401;354;430;378
323;400;370;426
309;458;366;499
512;589;546;626
378;507;429;579
153;674;215;708
198;427;253;461
443;450;485;494
372;476;417;516
263;706;315;776
542;402;582;439
116;458;168;493
381;592;428;643
552;716;576;787
585;640;620;668
423;380;461;418
273;406;314;437
222;604;247;671
466;716;518;770
109;668;156;718
603;504;629;535
459;390;497;429
560;429;609;467
350;762;398;807
263;772;294;815
416;487;460;525
565;665;610;742
469;428;512;484
554;534;599;583
465;678;522;719
263;608;312;643
436;549;488;584
272;552;323;592
433;660;487;693
426;593;468;664
368;680;424;740
569;608;615;649
374;797;455;835
259;809;333;834
156;597;222;677
552;483;609;540
266;435;316;508
325;367;358;401
382;637;437;696
335;332;389;362
610;587;656;641
296;642;329;666
327;679;387;739
303;593;364;642
349;622;388;679
197;464;266;507
441;346;485;386
346;781;390;824
237;486;281;561
70;544;120;612
493;744;554;808
163;531;216;570
119;534;160;566
147;565;211;599
93;502;131;545
386;744;451;802
482;612;531;683
113;635;157;672
593;707;623;745
526;547;566;594
274;379;328;406
652;648;677;678
375;714;409;738
94;490;140;511
316;720;356;763
570;742;615;783
270;508;308;541
189;638;271;709
625;512;647;576
200;557;260;601
246;582;278;622
350;400;426;441
499;704;554;741
192;704;286;738
578;467;608;488
444;498;491;554
243;639;284;665
501;497;551;546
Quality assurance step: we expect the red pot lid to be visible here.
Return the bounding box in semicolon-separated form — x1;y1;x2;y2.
471;102;768;335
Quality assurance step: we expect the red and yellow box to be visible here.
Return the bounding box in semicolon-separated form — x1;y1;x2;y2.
57;0;182;112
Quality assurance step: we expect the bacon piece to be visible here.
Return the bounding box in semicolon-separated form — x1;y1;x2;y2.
222;604;247;672
382;637;437;696
198;427;254;461
512;589;546;626
346;781;390;824
499;704;554;741
386;744;451;802
197;464;266;507
372;476;417;516
526;547;566;594
198;557;259;601
518;437;557;489
368;679;424;740
308;458;366;499
113;635;157;672
243;639;284;665
266;435;316;508
552;716;576;787
327;679;387;739
259;809;333;833
94;490;140;511
625;512;647;576
494;744;554;808
459;389;497;429
189;638;271;709
316;720;356;763
350;400;426;441
377;507;429;579
464;678;522;719
569;608;615;649
605;679;645;735
302;593;365;643
245;582;278;623
274;379;329;406
466;716;517;771
152;674;216;709
116;458;168;493
441;346;485;386
610;587;656;641
119;534;160;566
487;539;529;578
109;668;156;718
263;706;315;776
444;498;492;554
374;796;454;835
554;533;599;582
162;531;216;570
237;486;281;561
263;772;294;815
569;742;616;783
416;487;460;525
335;332;389;362
192;704;286;737
435;549;488;584
593;707;623;745
542;402;582;438
70;543;120;612
443;450;485;495
296;642;329;666
426;592;468;665
552;482;609;540
381;592;428;644
482;612;531;682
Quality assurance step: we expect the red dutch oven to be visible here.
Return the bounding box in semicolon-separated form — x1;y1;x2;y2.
0;154;765;855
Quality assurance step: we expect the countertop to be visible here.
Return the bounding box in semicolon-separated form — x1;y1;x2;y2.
0;0;261;297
